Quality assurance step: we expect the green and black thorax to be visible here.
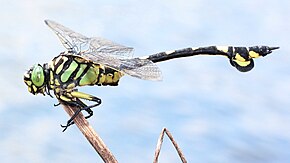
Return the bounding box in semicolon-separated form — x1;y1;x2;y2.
50;52;123;87
24;52;123;99
48;53;123;99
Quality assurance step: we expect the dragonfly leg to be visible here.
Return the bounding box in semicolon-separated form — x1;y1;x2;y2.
62;99;94;127
61;91;101;132
54;102;61;107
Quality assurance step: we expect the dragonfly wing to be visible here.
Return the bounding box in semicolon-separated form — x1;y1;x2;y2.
45;20;162;81
82;53;162;81
45;19;133;59
88;37;134;59
45;20;90;54
83;37;162;80
120;58;163;81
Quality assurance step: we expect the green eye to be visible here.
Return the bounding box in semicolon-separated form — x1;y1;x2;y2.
31;65;45;87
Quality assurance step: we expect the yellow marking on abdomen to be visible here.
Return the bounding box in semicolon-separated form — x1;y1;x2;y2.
112;72;123;83
216;46;229;53
165;50;175;55
249;51;260;58
105;74;113;83
233;60;251;67
235;54;246;62
98;74;105;85
191;47;198;51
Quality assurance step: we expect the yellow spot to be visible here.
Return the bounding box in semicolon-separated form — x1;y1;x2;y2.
32;85;37;92
105;74;113;83
60;95;71;102
66;93;73;98
113;72;123;83
56;57;68;74
67;83;76;89
99;65;105;70
28;87;32;93
25;81;32;86
235;54;246;62
56;63;64;74
55;79;60;86
165;50;175;55
216;46;229;53
71;91;93;101
98;74;105;84
50;71;54;85
48;60;54;71
233;60;250;67
249;51;260;58
54;55;62;66
75;57;87;63
24;73;30;79
93;65;100;74
54;88;60;93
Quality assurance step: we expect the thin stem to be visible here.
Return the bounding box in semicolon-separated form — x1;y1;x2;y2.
61;103;118;163
153;128;187;163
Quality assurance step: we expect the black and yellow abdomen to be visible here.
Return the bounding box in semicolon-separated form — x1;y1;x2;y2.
48;53;124;91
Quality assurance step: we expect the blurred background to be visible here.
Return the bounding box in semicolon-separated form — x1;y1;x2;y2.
1;0;289;162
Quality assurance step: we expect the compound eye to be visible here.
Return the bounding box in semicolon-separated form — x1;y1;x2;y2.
31;64;45;87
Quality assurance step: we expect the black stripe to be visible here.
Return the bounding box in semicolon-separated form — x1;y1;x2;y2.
147;46;228;63
68;60;81;82
233;47;250;60
76;62;91;85
56;57;73;85
59;56;73;75
52;55;72;86
227;46;234;58
95;65;104;85
54;56;64;70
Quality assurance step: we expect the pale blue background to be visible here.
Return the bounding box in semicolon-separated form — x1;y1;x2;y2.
1;0;289;162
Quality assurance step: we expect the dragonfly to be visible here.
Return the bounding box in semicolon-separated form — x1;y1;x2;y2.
23;20;279;131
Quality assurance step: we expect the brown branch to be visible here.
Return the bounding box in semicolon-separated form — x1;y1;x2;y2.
61;103;118;163
154;127;187;163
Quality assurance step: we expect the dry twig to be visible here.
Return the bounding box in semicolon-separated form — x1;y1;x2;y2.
61;103;118;163
154;127;187;163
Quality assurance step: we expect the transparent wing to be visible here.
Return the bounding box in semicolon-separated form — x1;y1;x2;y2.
44;19;133;58
120;59;162;81
45;20;89;54
44;19;162;80
88;37;134;59
83;53;162;80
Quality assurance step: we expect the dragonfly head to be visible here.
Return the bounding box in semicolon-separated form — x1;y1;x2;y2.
24;64;47;95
